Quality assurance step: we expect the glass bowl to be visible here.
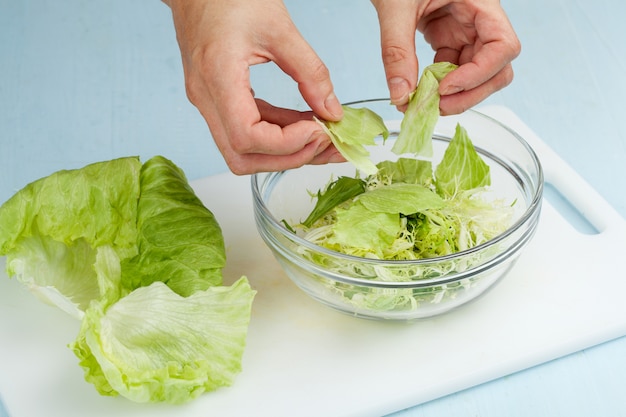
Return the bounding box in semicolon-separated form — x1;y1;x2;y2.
251;99;543;321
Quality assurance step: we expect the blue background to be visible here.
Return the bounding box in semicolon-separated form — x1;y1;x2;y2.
1;1;625;416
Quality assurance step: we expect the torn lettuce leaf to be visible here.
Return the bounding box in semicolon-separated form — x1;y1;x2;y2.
356;183;444;215
376;158;433;185
329;203;401;258
392;62;458;157
435;123;491;197
316;105;389;175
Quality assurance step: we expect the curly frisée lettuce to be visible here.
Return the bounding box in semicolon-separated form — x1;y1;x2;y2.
0;156;255;404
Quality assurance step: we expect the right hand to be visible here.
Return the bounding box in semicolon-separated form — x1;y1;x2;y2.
371;0;521;114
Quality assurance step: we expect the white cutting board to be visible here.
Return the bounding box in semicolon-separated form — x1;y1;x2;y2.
1;106;626;417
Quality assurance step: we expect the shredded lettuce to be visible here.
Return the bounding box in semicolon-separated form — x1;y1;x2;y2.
0;156;256;404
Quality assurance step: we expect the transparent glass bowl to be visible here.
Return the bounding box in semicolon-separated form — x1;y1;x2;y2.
252;99;543;321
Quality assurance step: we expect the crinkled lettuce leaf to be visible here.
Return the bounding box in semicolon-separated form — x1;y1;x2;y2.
0;157;141;258
356;183;444;215
393;62;458;156
0;157;141;318
317;105;389;175
120;155;226;297
71;278;255;404
376;158;433;185
329;203;400;257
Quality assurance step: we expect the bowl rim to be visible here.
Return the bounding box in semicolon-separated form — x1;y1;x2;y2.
251;105;544;283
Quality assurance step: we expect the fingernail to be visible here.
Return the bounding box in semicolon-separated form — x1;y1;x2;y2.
388;77;410;105
324;93;343;120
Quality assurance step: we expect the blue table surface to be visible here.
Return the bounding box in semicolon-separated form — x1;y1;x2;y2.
1;1;626;416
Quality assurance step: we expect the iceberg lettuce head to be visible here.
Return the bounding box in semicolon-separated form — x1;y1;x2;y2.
0;155;255;404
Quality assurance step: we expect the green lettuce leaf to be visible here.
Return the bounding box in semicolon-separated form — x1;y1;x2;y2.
301;176;366;228
329;203;400;257
376;158;433;185
356;183;444;215
317;105;389;175
120;156;226;297
435;123;491;197
0;157;141;318
0;157;141;258
70;278;255;404
392;62;458;156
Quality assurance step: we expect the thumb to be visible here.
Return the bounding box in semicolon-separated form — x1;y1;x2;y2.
372;0;419;106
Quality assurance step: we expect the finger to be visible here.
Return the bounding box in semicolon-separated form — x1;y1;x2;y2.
192;77;329;168
433;47;461;67
439;63;514;114
193;52;328;157
310;144;346;165
220;106;329;158
221;129;336;174
439;14;521;96
266;18;343;121
438;44;518;96
255;98;315;127
183;38;335;173
371;0;420;106
211;91;339;173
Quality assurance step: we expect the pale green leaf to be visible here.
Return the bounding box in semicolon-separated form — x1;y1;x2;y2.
392;62;458;156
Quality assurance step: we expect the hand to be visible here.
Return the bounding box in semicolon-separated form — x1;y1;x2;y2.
371;0;521;114
165;0;344;174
